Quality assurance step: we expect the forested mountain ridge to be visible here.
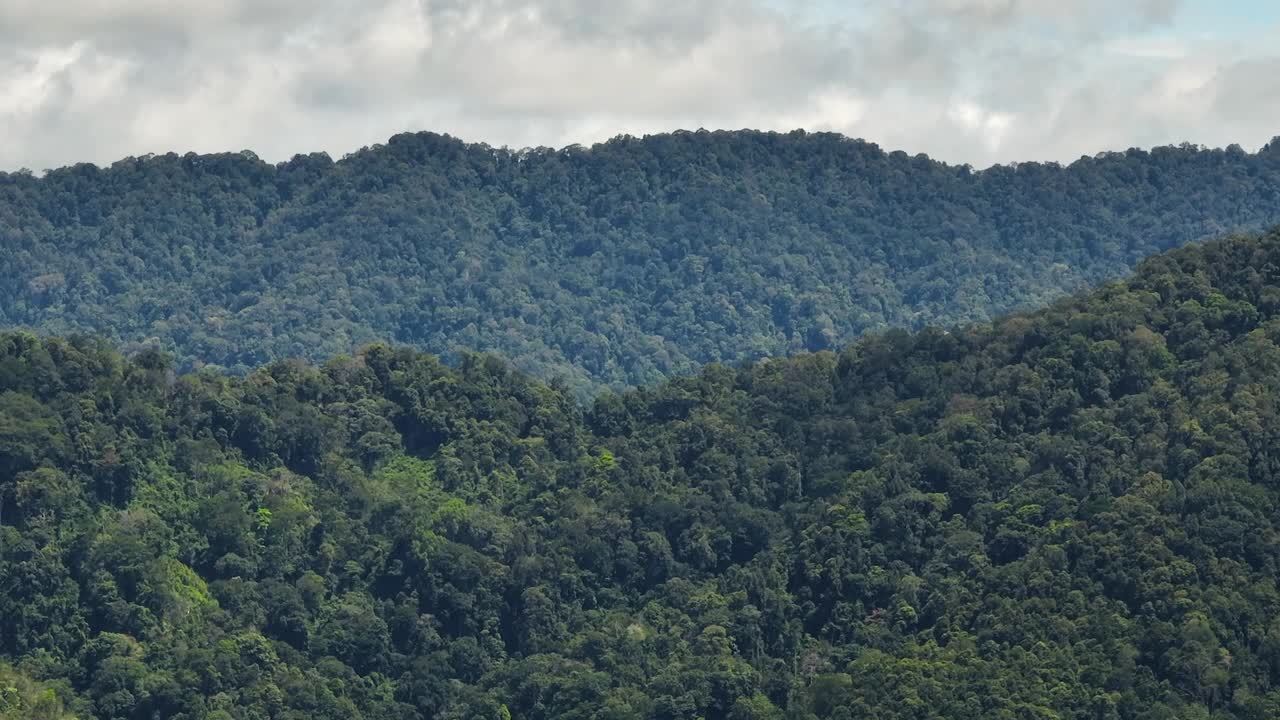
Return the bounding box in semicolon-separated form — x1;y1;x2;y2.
4;130;1280;395
6;230;1280;718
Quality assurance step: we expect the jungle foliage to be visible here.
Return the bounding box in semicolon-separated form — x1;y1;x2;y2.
5;231;1280;718
5;131;1280;394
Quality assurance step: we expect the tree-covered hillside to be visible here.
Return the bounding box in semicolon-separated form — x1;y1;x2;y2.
6;230;1280;718
4;130;1280;395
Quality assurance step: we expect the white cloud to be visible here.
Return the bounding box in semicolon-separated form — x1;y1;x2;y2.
947;101;1014;152
0;0;1277;171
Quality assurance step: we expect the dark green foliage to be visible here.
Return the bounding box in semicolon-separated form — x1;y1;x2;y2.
5;132;1280;396
8;231;1280;717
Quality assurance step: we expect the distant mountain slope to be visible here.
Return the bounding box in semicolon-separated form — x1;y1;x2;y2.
6;230;1280;718
3;130;1280;394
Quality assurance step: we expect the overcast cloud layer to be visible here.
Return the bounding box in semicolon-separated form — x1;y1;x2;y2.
1;0;1278;171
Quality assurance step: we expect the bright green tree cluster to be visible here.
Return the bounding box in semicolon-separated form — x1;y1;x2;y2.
6;231;1280;718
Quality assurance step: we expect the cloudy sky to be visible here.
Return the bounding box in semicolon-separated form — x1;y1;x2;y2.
2;0;1278;171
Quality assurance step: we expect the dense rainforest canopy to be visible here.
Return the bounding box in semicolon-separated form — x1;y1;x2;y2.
4;130;1280;395
5;230;1280;718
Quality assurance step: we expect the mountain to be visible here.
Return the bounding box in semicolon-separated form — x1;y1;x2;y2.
4;130;1280;396
5;230;1280;718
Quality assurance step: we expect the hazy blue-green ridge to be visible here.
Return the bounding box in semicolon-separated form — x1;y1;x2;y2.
4;130;1280;395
